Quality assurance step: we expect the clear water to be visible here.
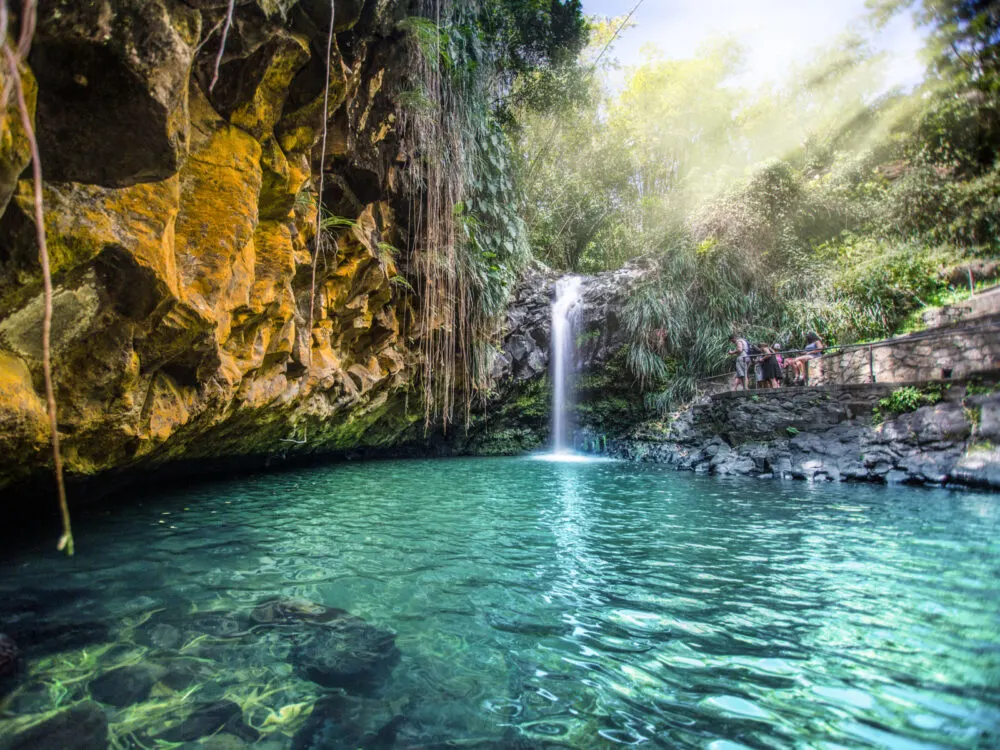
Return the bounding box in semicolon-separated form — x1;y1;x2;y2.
2;457;1000;749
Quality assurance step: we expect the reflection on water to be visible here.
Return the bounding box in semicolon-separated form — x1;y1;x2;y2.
1;457;999;748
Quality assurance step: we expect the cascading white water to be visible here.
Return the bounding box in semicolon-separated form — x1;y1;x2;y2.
550;276;583;454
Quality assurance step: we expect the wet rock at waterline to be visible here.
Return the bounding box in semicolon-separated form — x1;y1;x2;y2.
89;663;163;708
154;699;259;744
2;702;109;750
608;383;1000;489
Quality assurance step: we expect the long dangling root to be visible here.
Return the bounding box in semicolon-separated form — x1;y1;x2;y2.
305;0;336;368
1;0;74;555
208;0;235;93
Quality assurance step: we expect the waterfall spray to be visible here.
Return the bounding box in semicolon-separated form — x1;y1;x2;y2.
550;276;583;453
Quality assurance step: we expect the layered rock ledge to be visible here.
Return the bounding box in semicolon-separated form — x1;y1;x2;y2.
607;379;1000;490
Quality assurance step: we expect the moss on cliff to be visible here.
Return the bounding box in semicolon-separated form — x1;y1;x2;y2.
461;348;649;456
0;0;421;496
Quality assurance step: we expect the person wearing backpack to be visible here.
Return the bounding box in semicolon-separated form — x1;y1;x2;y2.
728;335;751;391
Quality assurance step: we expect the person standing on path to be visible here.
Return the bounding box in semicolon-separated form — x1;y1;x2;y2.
728;335;751;391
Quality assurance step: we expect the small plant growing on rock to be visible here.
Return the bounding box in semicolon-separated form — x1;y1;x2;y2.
786;426;799;436
872;385;944;425
966;378;998;396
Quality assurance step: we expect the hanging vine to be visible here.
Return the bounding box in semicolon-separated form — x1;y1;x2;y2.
0;0;73;555
399;0;532;433
305;0;337;368
208;0;236;94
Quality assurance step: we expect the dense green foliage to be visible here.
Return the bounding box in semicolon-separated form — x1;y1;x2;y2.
872;384;946;424
395;0;585;426
515;1;1000;409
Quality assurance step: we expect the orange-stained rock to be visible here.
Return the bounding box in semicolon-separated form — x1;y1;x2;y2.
0;352;49;484
30;0;198;187
225;32;311;141
175;85;262;340
0;63;36;217
251;220;297;317
9;176;182;287
0;0;426;497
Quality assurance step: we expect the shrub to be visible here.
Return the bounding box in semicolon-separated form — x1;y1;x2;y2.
872;385;944;425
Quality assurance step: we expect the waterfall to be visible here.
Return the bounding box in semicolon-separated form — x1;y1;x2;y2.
550;276;583;454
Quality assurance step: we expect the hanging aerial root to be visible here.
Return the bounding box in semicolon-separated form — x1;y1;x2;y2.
1;0;73;555
305;0;336;368
208;0;235;93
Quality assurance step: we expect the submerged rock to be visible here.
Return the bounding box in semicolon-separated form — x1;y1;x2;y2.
252;597;400;691
3;702;108;750
188;611;251;638
251;597;349;625
1;620;111;658
89;663;162;708
291;695;403;750
155;699;259;744
158;657;218;691
135;622;183;651
291;622;400;690
0;633;19;678
0;632;20;697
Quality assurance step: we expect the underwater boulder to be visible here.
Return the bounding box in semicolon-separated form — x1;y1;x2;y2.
3;701;108;750
188;610;251;638
291;694;404;750
154;699;259;744
0;633;19;678
89;664;163;708
2;620;111;658
254;596;400;691
289;615;400;691
251;596;350;625
134;622;183;651
158;657;218;691
0;633;20;697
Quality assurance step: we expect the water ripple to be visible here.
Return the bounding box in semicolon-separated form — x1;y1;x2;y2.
2;457;999;748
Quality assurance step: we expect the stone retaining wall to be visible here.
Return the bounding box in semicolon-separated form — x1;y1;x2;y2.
810;314;1000;386
922;285;1000;328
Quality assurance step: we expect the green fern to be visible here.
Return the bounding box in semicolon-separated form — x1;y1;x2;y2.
319;213;356;231
389;275;414;292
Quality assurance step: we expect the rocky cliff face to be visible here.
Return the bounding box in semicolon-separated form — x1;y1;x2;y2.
609;380;1000;490
0;0;423;496
475;265;1000;491
459;260;651;455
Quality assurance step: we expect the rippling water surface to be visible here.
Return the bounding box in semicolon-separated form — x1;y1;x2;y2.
2;457;1000;748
